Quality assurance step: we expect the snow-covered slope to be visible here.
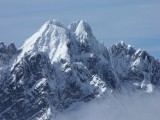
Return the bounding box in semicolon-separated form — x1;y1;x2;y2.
17;20;71;63
0;20;160;120
109;41;160;92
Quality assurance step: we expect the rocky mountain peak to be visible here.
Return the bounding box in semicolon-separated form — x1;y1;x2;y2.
7;43;17;54
0;42;17;54
0;42;6;53
16;20;71;64
1;20;160;120
0;42;17;67
75;20;92;36
47;19;64;27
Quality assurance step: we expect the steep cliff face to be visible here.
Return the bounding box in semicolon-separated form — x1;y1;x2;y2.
0;52;55;120
109;41;160;92
0;20;160;120
0;42;17;67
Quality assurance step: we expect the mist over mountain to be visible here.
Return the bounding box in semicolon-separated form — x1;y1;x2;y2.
0;20;160;120
55;93;160;120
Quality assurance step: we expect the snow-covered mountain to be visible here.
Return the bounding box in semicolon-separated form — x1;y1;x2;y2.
0;20;160;120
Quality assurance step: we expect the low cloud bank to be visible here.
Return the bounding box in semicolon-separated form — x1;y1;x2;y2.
55;93;160;120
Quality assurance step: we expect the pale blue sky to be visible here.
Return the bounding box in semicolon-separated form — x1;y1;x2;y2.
0;0;160;58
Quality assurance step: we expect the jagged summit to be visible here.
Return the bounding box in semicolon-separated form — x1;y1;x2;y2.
0;42;17;67
47;19;65;27
16;20;99;64
113;41;134;49
69;20;95;40
1;20;160;120
69;20;93;35
0;42;17;54
69;20;99;54
17;20;71;64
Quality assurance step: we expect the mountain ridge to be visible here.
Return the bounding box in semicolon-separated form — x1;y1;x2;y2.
0;20;160;120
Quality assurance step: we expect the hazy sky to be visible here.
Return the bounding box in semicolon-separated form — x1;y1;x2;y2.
0;0;160;58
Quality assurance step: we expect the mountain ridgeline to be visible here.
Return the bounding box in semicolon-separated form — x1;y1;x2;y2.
0;20;160;120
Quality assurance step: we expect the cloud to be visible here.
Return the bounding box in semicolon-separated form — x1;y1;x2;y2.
55;93;160;120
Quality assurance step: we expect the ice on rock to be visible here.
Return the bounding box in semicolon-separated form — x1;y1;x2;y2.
0;42;6;53
75;20;92;36
0;20;160;120
47;19;64;27
7;43;17;54
146;84;153;93
16;20;71;64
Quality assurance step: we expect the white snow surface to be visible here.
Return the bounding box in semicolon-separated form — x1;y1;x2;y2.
4;19;160;120
16;20;100;65
16;20;71;64
13;19;107;94
13;19;159;95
